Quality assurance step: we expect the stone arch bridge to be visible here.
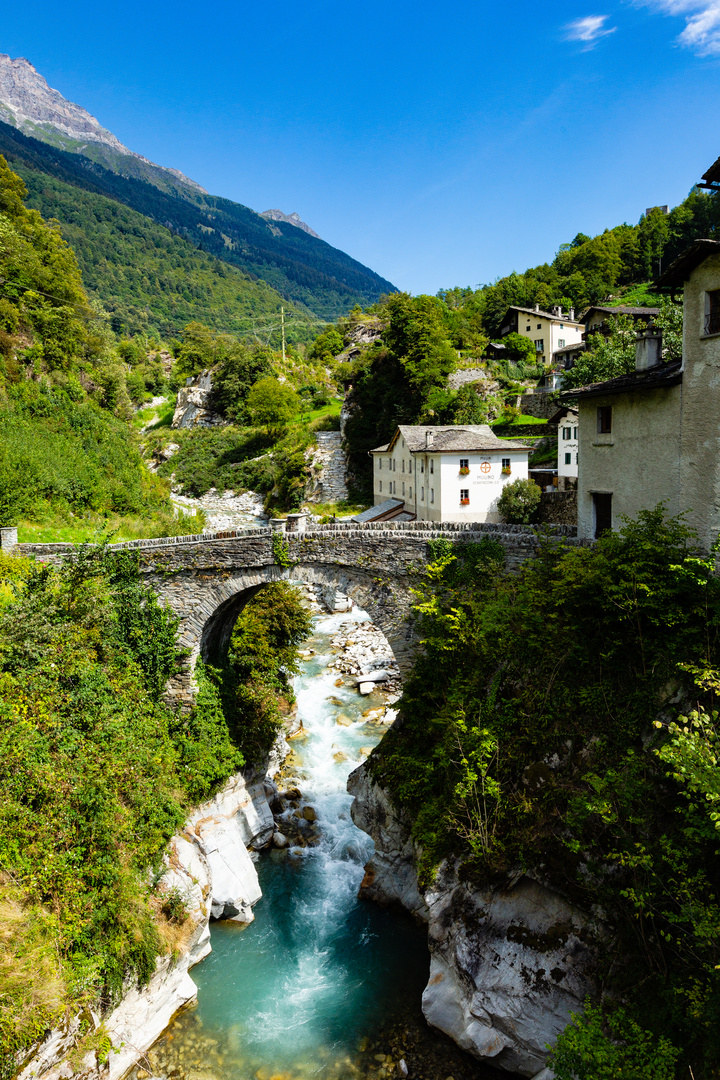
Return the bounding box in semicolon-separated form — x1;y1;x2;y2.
16;520;580;707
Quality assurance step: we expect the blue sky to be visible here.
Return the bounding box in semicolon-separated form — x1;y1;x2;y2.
3;1;720;295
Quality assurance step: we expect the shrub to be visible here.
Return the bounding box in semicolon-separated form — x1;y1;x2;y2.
496;476;541;523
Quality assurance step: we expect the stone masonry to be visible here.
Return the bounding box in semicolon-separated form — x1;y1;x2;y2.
306;431;349;503
14;520;585;710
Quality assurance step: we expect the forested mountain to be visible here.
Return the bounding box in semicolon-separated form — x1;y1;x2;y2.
0;119;396;321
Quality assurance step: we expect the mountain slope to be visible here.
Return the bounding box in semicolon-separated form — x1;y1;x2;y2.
0;54;204;197
0;56;396;318
0;119;394;319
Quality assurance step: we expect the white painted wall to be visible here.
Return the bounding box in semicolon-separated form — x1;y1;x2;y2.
557;410;579;481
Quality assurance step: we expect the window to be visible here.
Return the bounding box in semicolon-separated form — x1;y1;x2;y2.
459;457;469;475
597;406;612;434
420;461;424;474
379;480;382;492
421;487;424;500
409;487;412;498
402;482;405;495
558;338;565;348
576;453;579;464
562;426;571;439
402;459;405;472
593;493;612;538
393;458;396;471
706;289;720;335
573;426;578;439
501;457;511;474
565;452;571;465
430;460;434;474
409;460;412;472
526;325;531;332
537;323;542;330
460;489;469;504
534;339;543;352
431;489;434;503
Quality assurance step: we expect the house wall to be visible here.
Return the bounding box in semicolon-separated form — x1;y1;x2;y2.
436;451;529;523
678;252;720;551
373;432;417;510
515;314;583;365
576;387;682;540
557;410;579;481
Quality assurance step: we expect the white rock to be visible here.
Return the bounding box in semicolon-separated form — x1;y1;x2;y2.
358;682;375;695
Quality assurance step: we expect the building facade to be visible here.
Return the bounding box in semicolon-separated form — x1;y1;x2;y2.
564;240;720;548
496;305;584;366
371;425;531;523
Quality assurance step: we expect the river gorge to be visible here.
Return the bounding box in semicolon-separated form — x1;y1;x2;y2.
131;600;502;1080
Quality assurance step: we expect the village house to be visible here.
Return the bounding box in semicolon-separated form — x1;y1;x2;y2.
581;305;661;336
361;425;531;523
495;304;584;366
562;238;720;547
548;407;579;488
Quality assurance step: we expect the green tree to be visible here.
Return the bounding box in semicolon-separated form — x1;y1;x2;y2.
246;376;299;434
549;1004;679;1080
496;476;541;523
500;332;538;366
562;312;640;390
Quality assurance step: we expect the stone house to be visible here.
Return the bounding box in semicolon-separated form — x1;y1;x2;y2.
580;304;661;337
495;305;584;366
369;425;531;523
562;239;720;547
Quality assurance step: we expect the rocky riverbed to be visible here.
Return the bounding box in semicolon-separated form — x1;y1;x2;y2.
171;488;267;532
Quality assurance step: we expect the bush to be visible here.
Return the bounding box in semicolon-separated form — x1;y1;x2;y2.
549;1004;679;1080
496;476;541;523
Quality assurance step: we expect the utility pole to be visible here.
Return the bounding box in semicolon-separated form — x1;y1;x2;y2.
281;306;286;363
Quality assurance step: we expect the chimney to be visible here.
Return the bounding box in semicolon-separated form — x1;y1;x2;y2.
635;327;663;372
534;303;540;312
569;307;575;321
426;429;434;449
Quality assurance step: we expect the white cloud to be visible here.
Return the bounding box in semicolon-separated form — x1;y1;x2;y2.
563;14;617;47
636;0;720;55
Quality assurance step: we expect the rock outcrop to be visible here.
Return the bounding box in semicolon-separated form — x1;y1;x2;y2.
260;209;320;238
18;773;271;1080
172;370;223;428
348;764;603;1079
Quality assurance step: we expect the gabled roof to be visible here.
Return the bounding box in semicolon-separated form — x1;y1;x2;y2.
554;341;586;354
381;424;531;453
699;157;720;188
561;360;683;401
351;499;416;523
656;239;720;290
547;406;578;425
581;305;661;321
498;305;583;329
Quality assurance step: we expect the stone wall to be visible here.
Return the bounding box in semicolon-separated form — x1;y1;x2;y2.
537;490;578;527
305;431;348;503
520;392;560;420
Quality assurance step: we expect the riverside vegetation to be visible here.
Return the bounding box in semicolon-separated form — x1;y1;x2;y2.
0;542;311;1072
368;508;720;1078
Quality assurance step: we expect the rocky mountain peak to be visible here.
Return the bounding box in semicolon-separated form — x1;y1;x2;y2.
0;53;206;194
261;209;320;239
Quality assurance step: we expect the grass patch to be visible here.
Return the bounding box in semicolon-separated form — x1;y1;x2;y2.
306;499;369;521
134;396;176;432
493;413;548;426
17;508;205;544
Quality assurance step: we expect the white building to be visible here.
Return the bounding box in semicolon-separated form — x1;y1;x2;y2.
551;407;579;486
368;425;531;523
496;305;584;366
